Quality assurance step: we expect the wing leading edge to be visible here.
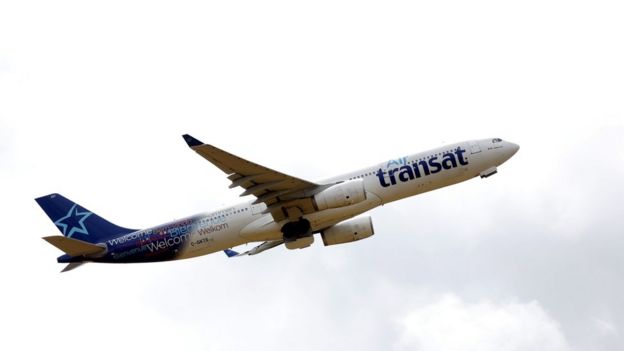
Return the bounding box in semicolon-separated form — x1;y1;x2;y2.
183;134;324;221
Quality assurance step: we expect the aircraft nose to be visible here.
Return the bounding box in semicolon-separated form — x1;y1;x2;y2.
504;141;520;160
509;142;520;155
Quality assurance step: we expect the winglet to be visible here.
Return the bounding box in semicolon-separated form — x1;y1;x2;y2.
182;134;204;147
223;249;240;258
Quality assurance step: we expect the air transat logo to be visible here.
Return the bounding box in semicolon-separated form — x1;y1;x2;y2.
376;147;469;187
54;204;93;238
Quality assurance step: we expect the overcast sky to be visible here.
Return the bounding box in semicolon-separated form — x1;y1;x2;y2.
1;1;623;350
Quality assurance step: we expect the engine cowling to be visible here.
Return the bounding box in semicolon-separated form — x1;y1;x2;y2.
321;216;375;246
313;179;366;211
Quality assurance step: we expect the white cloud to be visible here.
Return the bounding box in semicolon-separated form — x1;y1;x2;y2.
593;318;617;337
396;294;570;351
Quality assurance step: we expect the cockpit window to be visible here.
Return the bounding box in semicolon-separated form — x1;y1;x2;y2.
492;138;503;143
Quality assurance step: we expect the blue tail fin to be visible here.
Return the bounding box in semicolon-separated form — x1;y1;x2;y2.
35;193;137;244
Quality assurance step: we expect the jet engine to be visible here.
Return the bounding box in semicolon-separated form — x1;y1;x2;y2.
321;216;375;246
313;179;366;211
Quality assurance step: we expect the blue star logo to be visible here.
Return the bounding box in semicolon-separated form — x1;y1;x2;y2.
54;204;93;238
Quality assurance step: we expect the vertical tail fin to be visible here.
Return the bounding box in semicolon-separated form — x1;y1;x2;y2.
35;193;137;244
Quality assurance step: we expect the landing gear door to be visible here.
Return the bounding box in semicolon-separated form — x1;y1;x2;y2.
469;141;481;154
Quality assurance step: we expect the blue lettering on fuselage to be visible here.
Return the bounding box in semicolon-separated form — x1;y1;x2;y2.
387;157;408;168
376;147;469;188
105;218;197;262
103;216;233;262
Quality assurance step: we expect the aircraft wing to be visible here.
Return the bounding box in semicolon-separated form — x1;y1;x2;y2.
223;240;285;257
183;134;326;221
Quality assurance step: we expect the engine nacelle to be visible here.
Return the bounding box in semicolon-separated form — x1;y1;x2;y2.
313;179;366;211
321;216;375;246
285;236;314;250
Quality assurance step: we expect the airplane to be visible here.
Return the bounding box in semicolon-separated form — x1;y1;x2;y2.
37;135;519;272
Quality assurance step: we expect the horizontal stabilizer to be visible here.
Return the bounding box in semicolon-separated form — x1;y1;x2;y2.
61;262;86;273
43;236;106;257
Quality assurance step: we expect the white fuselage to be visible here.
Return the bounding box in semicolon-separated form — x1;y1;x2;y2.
159;138;518;260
